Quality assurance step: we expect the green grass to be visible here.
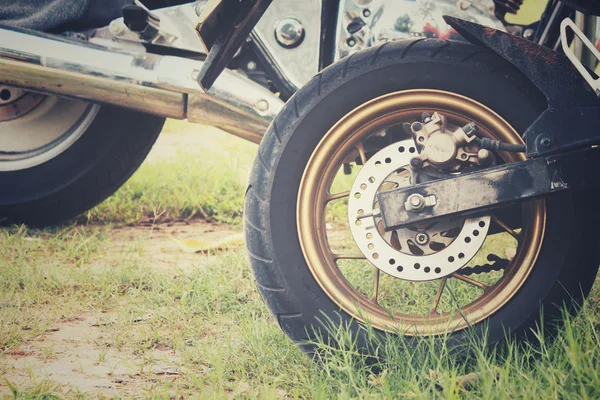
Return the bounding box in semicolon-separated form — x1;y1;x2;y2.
2;219;600;398
77;122;256;227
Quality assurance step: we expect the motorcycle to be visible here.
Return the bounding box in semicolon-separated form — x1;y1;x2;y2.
2;0;600;356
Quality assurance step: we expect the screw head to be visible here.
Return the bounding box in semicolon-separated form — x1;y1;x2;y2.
247;61;257;71
415;232;429;245
347;38;356;47
275;18;305;48
523;28;534;40
477;149;490;160
363;9;371;17
540;137;552;147
256;99;270;113
461;153;468;160
109;20;125;36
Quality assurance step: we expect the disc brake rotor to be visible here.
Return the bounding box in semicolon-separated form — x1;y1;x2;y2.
348;139;491;281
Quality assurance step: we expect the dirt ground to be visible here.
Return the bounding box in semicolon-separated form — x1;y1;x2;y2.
0;129;244;398
1;218;242;398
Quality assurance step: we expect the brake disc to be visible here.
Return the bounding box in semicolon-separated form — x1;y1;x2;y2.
348;139;491;281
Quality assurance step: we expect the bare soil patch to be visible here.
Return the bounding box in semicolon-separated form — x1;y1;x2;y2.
107;220;241;272
1;314;181;398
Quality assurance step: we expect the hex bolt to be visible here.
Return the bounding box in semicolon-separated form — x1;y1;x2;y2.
421;112;432;123
540;137;552;147
411;122;423;132
247;61;257;71
410;157;423;168
462;122;478;136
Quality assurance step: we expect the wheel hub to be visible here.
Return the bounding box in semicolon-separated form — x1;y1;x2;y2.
0;86;45;122
348;139;491;281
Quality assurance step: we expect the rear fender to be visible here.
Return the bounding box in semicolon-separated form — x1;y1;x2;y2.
444;17;600;156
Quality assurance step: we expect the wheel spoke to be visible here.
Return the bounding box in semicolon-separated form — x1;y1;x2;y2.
356;142;368;165
370;268;380;304
451;273;489;291
333;253;367;260
492;215;519;240
429;277;447;315
326;191;350;203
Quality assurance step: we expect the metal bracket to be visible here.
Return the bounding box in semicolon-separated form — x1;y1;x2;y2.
560;17;600;96
376;146;600;230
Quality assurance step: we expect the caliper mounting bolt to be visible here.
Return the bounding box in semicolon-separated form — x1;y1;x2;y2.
410;157;423;168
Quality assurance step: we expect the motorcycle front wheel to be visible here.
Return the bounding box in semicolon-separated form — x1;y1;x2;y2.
245;39;600;354
0;89;164;226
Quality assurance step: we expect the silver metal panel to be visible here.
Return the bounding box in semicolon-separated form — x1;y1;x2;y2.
252;0;322;89
0;26;283;143
334;0;505;61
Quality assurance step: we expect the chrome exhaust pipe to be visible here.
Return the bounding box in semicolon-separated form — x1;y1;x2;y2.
0;25;283;144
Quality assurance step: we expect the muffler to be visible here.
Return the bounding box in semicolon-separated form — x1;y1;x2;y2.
0;25;283;144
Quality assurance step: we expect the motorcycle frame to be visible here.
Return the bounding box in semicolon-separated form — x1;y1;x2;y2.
0;0;596;146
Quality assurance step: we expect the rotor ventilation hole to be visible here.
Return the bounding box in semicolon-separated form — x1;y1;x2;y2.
358;209;364;215
448;256;455;262
409;147;416;153
473;230;479;236
368;243;374;249
366;233;372;239
375;161;382;167
355;220;362;226
354;192;361;199
389;258;395;265
458;252;465;259
397;265;404;272
360;183;367;190
414;263;421;269
373;253;379;259
435;267;441;273
424;267;431;273
465;237;471;243
385;157;392;163
398;146;405;153
369;177;376;183
479;221;486;228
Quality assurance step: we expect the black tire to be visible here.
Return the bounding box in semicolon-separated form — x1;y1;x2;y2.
244;39;600;354
0;105;164;226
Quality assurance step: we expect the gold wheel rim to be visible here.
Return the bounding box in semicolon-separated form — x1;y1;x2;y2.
297;89;546;335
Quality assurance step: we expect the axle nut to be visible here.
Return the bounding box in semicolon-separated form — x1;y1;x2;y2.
406;194;426;212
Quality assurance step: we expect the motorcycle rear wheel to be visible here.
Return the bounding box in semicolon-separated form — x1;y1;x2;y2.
245;39;600;354
0;90;164;226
